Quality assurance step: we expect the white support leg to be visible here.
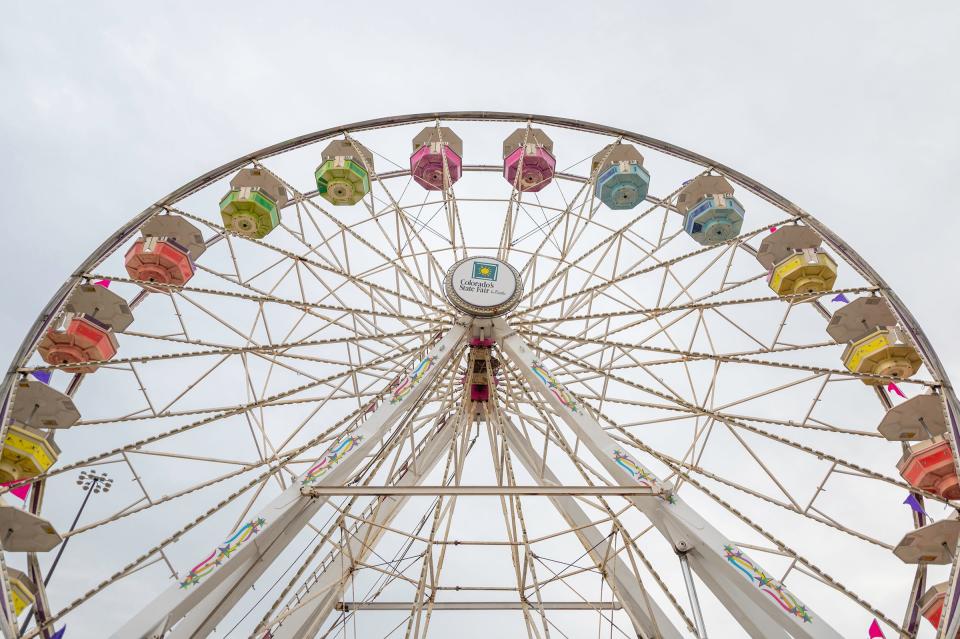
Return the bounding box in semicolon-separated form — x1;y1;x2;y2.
685;553;791;638
494;319;843;639
497;414;685;639
110;322;469;639
265;411;462;639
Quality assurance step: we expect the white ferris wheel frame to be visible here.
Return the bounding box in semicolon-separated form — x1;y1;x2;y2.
0;112;957;639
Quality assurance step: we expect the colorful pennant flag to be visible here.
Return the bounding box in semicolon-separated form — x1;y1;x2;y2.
50;626;66;639
769;226;777;233
93;279;110;288
904;494;929;520
1;481;29;501
868;618;886;638
831;293;850;303
30;369;52;384
886;382;907;399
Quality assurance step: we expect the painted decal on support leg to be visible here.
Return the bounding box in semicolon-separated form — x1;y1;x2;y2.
390;357;434;404
302;435;364;486
612;448;676;504
723;545;813;623
530;360;581;413
179;518;266;589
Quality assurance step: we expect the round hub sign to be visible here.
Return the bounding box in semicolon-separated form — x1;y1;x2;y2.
444;256;522;317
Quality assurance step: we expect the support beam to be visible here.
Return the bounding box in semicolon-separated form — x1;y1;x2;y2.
264;408;464;639
336;601;624;611
110;322;469;639
300;485;662;497
495;318;844;639
498;414;684;639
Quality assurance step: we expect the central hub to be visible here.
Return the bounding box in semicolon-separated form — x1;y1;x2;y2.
444;256;522;317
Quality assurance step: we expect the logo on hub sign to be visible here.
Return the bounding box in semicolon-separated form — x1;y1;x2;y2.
472;262;499;281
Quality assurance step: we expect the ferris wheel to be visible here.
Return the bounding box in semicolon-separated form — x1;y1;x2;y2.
1;111;959;639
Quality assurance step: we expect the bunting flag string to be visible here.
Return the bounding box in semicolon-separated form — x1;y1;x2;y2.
831;293;850;303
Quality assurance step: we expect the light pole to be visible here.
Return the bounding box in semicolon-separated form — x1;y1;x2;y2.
19;470;113;634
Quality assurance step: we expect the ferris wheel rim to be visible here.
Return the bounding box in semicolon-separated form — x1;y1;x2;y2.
1;111;956;638
3;111;954;433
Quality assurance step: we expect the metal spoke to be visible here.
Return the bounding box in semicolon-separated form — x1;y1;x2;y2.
4;113;951;639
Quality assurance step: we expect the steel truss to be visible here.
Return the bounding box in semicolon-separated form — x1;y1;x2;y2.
0;113;955;639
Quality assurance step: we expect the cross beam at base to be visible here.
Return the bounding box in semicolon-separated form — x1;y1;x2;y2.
299;485;662;496
493;318;844;639
336;601;624;611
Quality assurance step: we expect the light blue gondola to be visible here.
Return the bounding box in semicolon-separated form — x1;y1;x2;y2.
677;175;745;245
592;144;651;210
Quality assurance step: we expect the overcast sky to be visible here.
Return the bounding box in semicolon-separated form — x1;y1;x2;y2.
2;2;959;637
2;1;959;377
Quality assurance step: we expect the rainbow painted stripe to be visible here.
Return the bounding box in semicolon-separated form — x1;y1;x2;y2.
179;517;266;589
612;449;654;486
612;449;675;504
723;545;812;623
390;357;435;405
531;361;581;413
301;434;364;486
